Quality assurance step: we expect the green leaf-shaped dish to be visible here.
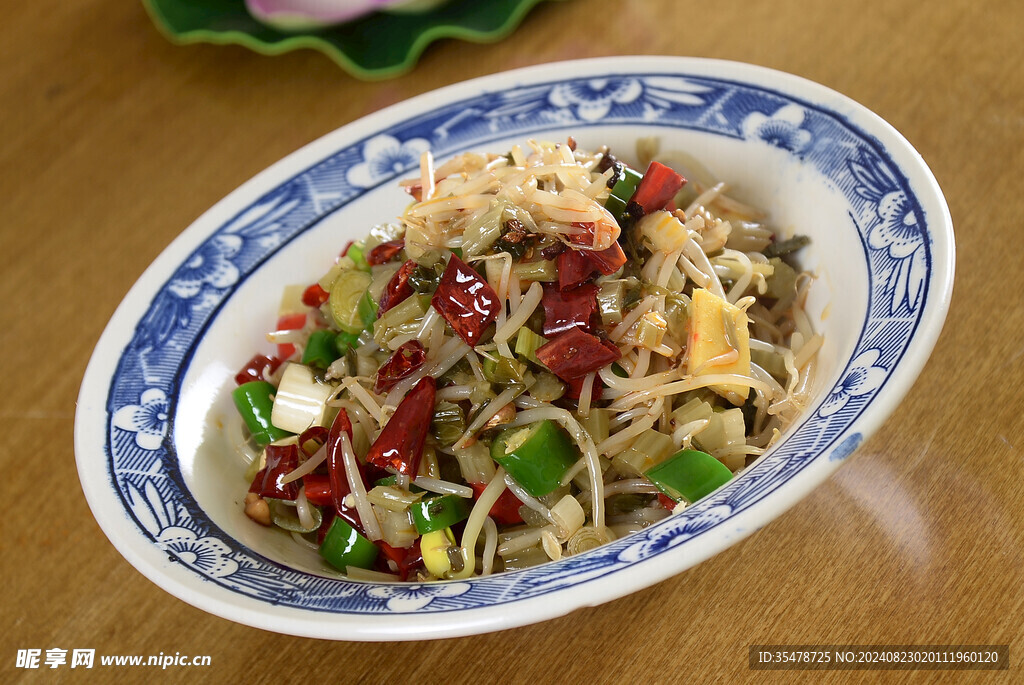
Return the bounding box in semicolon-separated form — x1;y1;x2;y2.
142;0;564;80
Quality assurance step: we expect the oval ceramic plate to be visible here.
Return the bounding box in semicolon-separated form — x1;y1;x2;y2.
142;0;566;80
76;57;954;640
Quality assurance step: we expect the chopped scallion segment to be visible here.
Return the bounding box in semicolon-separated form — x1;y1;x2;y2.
329;269;373;334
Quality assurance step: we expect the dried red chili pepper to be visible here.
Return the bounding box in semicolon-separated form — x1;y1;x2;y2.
301;473;332;506
431;255;501;346
326;408;365;531
541;282;598;337
587;241;627;275
378;259;418;316
301;283;330;307
469;481;525;525
374;340;427;394
535;326;622;381
366;239;406;266
567;225;627;276
365;376;436;476
297;425;329;458
233;353;282;386
632;161;685;214
274;312;306;360
565;372;604;402
557;248;596;291
249;442;300;501
375;539;423;581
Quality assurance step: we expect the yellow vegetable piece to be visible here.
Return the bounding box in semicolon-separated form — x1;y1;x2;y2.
686;288;752;405
420;527;457;578
638;210;688;253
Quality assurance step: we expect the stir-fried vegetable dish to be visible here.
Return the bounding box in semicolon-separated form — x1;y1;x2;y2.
230;137;821;581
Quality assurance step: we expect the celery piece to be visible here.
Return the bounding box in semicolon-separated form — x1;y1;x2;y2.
462;201;506;257
635;311;668;349
672;397;714;426
514;327;548;365
664;293;690;340
765;257;798;299
611;429;676;477
579;408;612;445
693;408;745;453
482;356;526;384
597;280;625;325
528;372;565;402
430;402;466;447
750;347;788;379
278;284;306;317
513;259;558;282
373;294;426;344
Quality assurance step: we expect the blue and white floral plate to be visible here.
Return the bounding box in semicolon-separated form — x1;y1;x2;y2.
75;57;954;640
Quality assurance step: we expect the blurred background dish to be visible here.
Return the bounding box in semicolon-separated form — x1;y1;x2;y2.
143;0;565;79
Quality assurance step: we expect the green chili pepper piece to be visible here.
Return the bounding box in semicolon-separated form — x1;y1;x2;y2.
346;243;371;272
335;330;361;355
319;517;379;571
358;290;379;330
232;381;292;446
604;167;643;222
301;329;340;369
490;420;577;497
644;448;733;504
410;494;471;535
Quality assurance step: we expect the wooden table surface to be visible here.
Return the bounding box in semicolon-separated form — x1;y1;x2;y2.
3;0;1022;681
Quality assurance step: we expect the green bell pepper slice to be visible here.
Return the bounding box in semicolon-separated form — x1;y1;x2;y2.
411;494;471;535
490;420;577;497
644;448;733;504
319;517;379;572
232;381;292;446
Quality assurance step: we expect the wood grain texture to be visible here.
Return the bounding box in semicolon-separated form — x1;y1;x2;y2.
2;0;1021;681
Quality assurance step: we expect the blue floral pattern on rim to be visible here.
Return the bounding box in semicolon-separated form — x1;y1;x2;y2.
104;70;933;615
